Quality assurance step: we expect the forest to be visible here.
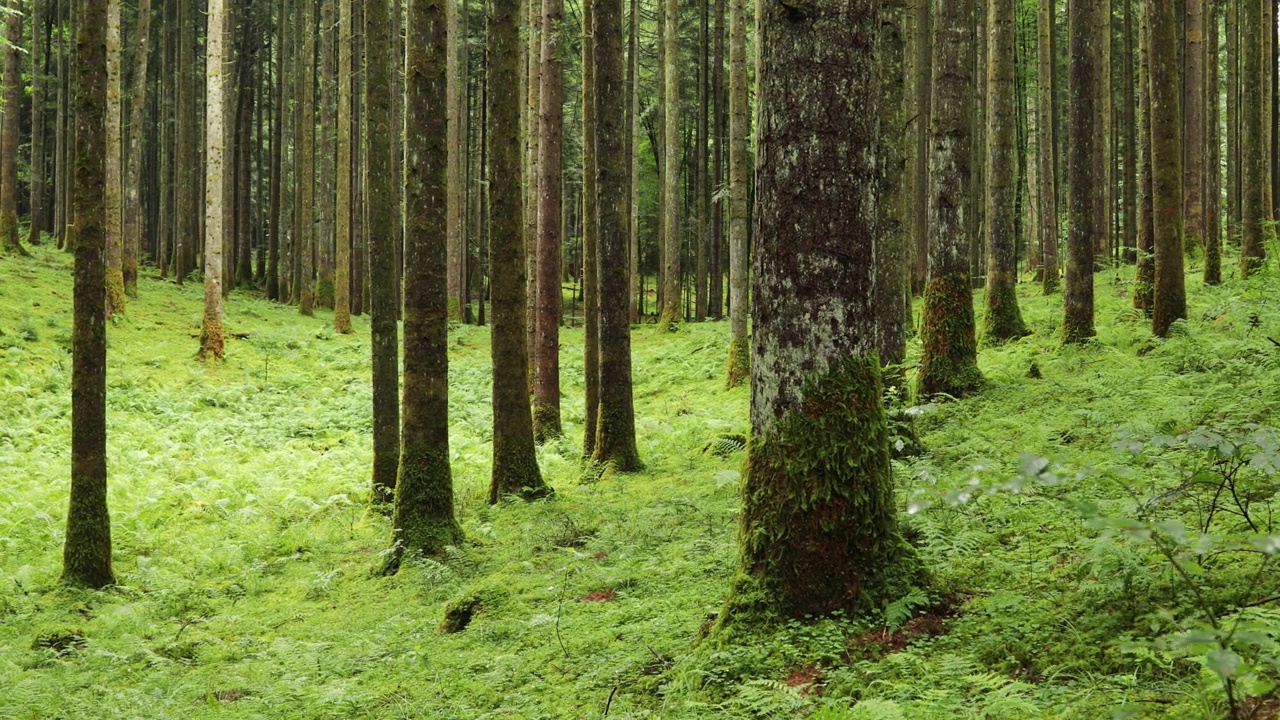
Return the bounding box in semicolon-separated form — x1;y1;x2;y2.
3;0;1280;717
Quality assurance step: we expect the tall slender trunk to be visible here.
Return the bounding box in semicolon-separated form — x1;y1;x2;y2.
1037;0;1059;293
123;0;152;297
524;0;540;387
1148;0;1185;337
694;0;710;322
335;0;354;333
1242;0;1267;273
1204;0;1221;285
1121;0;1136;263
725;0;749;388
298;0;318;314
875;0;909;367
1227;0;1239;244
709;0;725;320
533;0;564;442
0;0;25;257
1064;0;1101;342
1184;0;1204;257
268;0;285;301
447;0;465;322
29;0;46;248
629;0;642;323
657;0;681;331
582;0;600;456
199;0;228;360
1134;0;1154;314
913;0;934;293
175;0;194;284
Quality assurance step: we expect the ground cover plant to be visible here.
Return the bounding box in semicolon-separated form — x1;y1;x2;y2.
5;242;1280;719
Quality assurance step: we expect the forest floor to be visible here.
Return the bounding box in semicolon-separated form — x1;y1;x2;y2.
4;243;1280;719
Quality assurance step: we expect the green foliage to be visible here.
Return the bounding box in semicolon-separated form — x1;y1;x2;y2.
6;245;1280;717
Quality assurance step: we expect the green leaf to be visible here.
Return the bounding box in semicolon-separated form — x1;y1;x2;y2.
1206;648;1241;680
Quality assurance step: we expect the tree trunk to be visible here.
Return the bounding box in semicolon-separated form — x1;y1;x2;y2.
298;0;318;313
29;0;46;248
524;0;540;387
389;0;464;566
657;0;681;331
533;0;564;443
65;0;114;589
629;0;642;323
1037;0;1059;293
233;14;256;291
489;0;548;501
1134;0;1154;314
919;0;982;396
710;0;725;320
316;0;337;307
1064;0;1101;342
725;0;749;388
268;0;285;301
1242;0;1267;275
694;0;709;322
199;0;228;361
123;0;152;297
335;0;353;333
913;0;933;294
592;0;641;472
1148;0;1185;336
582;0;600;457
1184;0;1204;257
875;0;909;368
1204;0;1221;285
446;0;464;322
981;0;1028;344
0;0;25;257
175;0;195;284
1121;0;1136;264
718;0;920;630
1227;0;1238;245
367;0;400;504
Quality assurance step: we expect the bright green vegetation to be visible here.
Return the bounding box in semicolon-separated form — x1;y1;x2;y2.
5;244;1280;717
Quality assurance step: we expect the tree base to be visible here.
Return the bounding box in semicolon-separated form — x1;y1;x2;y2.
725;335;750;389
917;273;983;397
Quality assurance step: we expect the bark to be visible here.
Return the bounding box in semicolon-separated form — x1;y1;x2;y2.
65;0;115;589
582;0;599;457
657;0;681;331
488;0;548;501
710;0;725;319
233;13;256;291
694;0;710;322
447;0;464;322
123;0;152;297
718;0;921;630
175;0;194;284
913;0;933;293
367;0;400;504
629;0;642;323
533;0;564;443
875;0;909;367
268;0;285;301
54;0;67;250
1098;0;1112;262
1064;0;1101;343
981;0;1028;345
1184;0;1204;256
918;0;982;397
1203;0;1221;285
29;0;46;248
725;0;749;388
298;0;318;313
335;0;353;333
317;0;337;306
1148;0;1185;337
390;0;464;567
592;0;641;472
1037;0;1059;293
1226;0;1238;245
1242;0;1267;275
1121;0;1136;264
0;0;25;258
1134;0;1154;314
524;0;540;386
199;0;228;361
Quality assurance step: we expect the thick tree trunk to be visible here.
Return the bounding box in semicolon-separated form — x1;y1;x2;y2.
335;0;353;334
981;0;1028;344
390;0;464;566
65;0;114;589
533;0;564;443
657;0;681;331
367;0;400;504
1064;0;1101;342
592;0;640;472
718;0;920;630
489;0;548;501
199;0;227;361
918;0;982;397
725;0;749;388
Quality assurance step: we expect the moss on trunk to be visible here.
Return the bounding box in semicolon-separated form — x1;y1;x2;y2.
388;445;462;569
718;358;923;632
725;335;749;390
917;273;982;397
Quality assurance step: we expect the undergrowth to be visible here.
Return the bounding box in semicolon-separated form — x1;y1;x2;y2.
2;244;1280;718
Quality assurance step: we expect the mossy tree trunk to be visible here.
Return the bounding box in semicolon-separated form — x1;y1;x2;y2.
488;0;548;502
1183;0;1204;260
104;0;125;315
980;0;1028;346
390;0;464;567
199;0;227;362
65;0;114;589
1064;0;1101;342
533;0;564;443
367;0;400;504
875;0;909;369
918;0;982;397
446;0;465;323
1134;1;1154;315
1241;0;1267;276
1036;0;1059;294
656;0;681;332
1147;0;1185;338
297;0;317;314
0;0;25;258
123;0;152;297
724;0;749;389
582;0;600;457
718;0;920;630
592;0;641;473
334;0;353;334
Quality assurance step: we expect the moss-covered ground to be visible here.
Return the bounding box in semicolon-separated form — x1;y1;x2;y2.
3;243;1280;718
